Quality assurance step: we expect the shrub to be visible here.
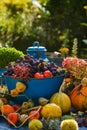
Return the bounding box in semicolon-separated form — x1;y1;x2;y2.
0;47;24;68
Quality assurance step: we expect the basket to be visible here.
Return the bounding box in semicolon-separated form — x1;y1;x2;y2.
5;75;64;104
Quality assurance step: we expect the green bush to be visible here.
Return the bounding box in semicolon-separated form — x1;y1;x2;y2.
0;47;24;68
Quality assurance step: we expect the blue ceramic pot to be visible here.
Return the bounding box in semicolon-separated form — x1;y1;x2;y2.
5;75;64;104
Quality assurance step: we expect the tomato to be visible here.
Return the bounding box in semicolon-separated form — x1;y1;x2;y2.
43;70;53;78
40;74;44;78
34;72;44;78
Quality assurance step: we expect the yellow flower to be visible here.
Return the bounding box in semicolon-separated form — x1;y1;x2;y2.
59;47;69;54
83;5;87;10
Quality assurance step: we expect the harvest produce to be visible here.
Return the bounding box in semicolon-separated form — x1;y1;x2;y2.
0;55;86;129
50;82;71;113
13;104;20;111
0;104;15;114
41;103;62;119
8;112;18;125
70;78;87;111
42;118;60;130
3;54;65;81
28;119;43;130
10;89;19;97
0;84;8;97
19;114;29;124
15;82;26;93
38;97;49;106
29;110;40;120
60;119;79;130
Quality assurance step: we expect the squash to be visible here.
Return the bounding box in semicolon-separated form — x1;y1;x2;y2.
41;103;62;119
60;119;79;130
70;78;87;111
50;80;71;114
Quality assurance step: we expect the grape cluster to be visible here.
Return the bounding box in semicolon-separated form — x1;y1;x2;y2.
12;64;31;81
3;54;65;81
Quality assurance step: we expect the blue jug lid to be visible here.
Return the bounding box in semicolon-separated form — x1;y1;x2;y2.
27;41;47;52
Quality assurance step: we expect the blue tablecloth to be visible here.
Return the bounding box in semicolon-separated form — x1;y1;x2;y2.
0;117;87;130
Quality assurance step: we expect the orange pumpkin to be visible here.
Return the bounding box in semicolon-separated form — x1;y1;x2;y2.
70;84;87;111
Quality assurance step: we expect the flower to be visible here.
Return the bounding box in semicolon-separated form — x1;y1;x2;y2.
62;57;87;80
59;47;69;54
59;47;69;58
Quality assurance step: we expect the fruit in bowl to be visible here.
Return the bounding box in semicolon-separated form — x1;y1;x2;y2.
3;54;65;81
3;54;65;104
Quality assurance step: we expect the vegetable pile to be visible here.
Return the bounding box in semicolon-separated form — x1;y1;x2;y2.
0;56;87;130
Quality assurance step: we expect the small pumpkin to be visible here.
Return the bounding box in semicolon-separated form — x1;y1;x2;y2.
70;78;87;111
41;103;62;119
60;119;79;130
50;92;71;114
16;82;26;93
50;80;71;114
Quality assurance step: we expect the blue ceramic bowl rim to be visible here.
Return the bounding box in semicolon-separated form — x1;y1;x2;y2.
3;73;65;82
30;73;65;81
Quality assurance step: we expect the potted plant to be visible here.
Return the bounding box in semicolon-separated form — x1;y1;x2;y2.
0;47;24;75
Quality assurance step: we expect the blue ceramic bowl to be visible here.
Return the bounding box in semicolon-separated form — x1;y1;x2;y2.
0;68;6;76
5;75;64;104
